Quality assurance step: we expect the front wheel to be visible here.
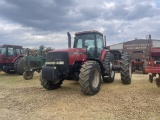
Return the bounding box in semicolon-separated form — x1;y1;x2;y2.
40;73;63;90
79;61;101;95
120;53;132;84
149;74;153;83
23;71;34;80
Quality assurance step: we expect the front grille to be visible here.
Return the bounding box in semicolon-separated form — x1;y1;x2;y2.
23;61;28;69
46;52;69;72
30;61;42;68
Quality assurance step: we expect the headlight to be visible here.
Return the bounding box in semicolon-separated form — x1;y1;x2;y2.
46;62;56;65
46;61;64;65
56;61;64;65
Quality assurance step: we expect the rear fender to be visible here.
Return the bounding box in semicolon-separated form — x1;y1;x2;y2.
12;55;24;63
100;49;109;61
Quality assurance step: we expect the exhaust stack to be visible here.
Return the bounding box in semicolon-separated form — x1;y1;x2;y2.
104;36;106;46
67;32;71;48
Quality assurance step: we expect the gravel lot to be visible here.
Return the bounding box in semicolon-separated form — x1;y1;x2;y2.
0;71;160;120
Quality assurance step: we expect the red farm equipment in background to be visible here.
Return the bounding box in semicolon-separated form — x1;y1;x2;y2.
145;47;160;87
130;35;152;74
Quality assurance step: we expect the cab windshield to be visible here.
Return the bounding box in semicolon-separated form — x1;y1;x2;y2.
74;34;95;50
74;33;104;58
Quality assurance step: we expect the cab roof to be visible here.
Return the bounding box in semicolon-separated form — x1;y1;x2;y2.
75;30;103;36
0;44;23;48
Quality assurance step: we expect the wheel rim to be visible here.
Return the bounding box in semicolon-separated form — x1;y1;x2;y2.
92;69;100;88
27;71;32;77
110;62;114;78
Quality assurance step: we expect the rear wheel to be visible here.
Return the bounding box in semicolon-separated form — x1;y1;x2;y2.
40;73;63;90
120;53;132;84
79;61;101;95
14;57;21;74
102;52;115;83
17;57;24;75
23;71;34;80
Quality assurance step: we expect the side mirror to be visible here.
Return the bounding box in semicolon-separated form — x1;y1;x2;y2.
103;46;109;49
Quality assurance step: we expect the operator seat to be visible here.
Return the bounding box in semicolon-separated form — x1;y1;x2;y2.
88;47;95;57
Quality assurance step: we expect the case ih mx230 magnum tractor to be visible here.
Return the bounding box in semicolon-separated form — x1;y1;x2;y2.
0;44;24;74
41;30;132;95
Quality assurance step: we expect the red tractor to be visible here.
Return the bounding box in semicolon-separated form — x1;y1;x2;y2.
0;44;24;74
40;30;132;95
145;47;160;87
131;50;148;74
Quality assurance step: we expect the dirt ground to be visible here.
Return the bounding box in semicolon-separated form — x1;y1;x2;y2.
0;71;160;120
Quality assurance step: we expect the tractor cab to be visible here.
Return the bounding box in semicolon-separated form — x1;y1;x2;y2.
73;31;105;58
0;44;24;72
0;45;23;59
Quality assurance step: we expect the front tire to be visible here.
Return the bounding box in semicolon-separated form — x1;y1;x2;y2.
149;74;153;83
23;71;34;80
79;61;101;95
120;53;132;84
40;74;63;90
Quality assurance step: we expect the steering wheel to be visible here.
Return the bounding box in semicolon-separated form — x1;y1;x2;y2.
84;43;89;48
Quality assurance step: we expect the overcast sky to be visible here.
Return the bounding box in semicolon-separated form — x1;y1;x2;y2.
0;0;160;49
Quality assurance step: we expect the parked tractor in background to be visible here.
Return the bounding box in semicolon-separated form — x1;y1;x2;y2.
123;35;152;74
40;30;132;95
23;45;52;80
0;44;24;74
131;50;148;74
145;47;160;87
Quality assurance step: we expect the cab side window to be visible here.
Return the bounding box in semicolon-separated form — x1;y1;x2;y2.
8;47;14;56
16;49;21;55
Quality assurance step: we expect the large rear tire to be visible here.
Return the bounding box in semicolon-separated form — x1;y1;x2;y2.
14;57;21;74
79;61;101;95
120;53;132;84
102;52;115;83
40;73;63;90
17;57;24;75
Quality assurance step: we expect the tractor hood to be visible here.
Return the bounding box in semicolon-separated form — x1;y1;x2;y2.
52;48;86;53
47;48;87;65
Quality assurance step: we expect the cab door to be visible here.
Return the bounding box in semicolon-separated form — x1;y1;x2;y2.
5;47;16;64
96;34;103;58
